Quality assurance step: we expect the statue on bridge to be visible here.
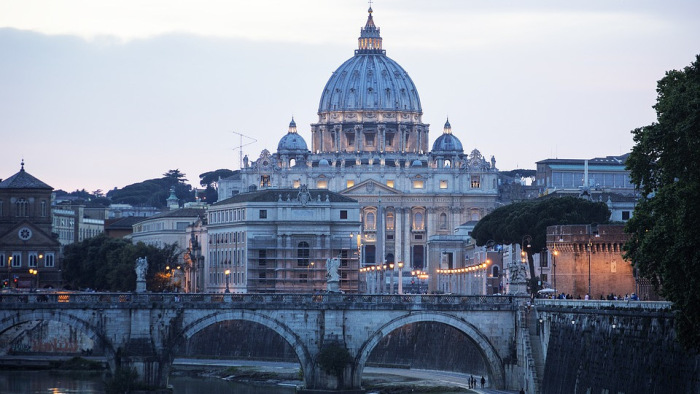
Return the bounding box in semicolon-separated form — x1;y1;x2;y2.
326;257;341;293
135;257;148;292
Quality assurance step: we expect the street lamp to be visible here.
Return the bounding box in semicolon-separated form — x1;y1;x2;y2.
552;248;559;292
224;269;231;293
29;269;38;291
588;223;599;298
397;262;404;295
307;261;315;290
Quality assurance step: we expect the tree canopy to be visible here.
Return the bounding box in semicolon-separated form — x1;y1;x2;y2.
61;234;181;292
624;55;700;351
106;169;194;208
472;196;610;293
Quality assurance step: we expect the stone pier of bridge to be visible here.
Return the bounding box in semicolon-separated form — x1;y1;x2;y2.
0;293;528;391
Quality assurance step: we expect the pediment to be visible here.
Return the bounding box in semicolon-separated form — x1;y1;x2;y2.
342;179;402;196
0;221;59;247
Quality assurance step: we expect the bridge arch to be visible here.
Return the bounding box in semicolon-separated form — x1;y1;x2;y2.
177;310;313;384
354;312;505;389
0;309;117;371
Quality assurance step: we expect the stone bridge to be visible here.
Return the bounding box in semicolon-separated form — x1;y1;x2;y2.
0;293;528;391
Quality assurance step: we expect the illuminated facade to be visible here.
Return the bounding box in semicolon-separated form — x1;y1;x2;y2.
219;8;499;290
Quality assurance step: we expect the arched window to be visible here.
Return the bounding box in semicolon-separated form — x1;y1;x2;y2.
16;198;28;217
444;159;451;168
439;212;448;229
289;158;296;167
386;212;395;230
492;265;500;277
413;212;424;231
297;241;310;266
365;211;376;230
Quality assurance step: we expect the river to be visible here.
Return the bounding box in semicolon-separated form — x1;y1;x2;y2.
0;370;296;394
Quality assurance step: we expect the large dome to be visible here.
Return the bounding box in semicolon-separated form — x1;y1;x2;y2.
318;8;422;114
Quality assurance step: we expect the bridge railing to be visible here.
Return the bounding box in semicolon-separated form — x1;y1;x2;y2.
534;298;672;311
0;292;525;308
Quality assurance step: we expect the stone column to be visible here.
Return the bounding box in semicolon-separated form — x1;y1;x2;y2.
403;209;412;270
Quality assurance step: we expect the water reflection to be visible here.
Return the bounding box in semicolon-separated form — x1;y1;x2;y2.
0;370;296;394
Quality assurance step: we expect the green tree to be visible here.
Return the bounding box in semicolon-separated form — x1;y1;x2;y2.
61;234;182;291
624;55;700;351
471;196;610;294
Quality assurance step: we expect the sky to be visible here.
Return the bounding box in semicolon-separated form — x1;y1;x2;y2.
1;0;699;193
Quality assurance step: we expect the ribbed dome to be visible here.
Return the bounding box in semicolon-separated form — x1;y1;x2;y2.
432;118;463;153
318;8;422;114
277;118;309;154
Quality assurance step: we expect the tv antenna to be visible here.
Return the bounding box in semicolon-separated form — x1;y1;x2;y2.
232;131;257;170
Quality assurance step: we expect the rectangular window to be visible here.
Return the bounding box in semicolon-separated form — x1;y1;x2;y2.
340;210;348;219
439;180;448;189
293;180;301;188
346;180;355;188
471;176;481;188
260;175;271;187
365;133;375;146
540;274;548;283
346;133;355;146
622;211;631;220
0;253;5;267
385;134;394;147
412;180;424;189
386;180;395;188
540;253;548;267
258;250;267;266
317;180;328;189
259;210;267;219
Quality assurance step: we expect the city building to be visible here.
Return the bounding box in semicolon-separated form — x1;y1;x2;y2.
130;207;205;277
219;7;499;292
546;224;637;299
207;187;361;293
51;203;106;247
0;162;62;289
535;154;636;196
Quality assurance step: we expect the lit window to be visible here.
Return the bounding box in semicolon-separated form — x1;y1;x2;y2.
413;180;424;189
386;212;395;230
440;180;448;189
365;212;376;230
346;180;355;188
260;175;271;188
317;180;328;189
386;180;395;188
293;180;301;188
471;176;481;188
413;212;424;230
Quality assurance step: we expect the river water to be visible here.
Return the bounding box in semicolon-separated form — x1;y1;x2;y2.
0;370;295;394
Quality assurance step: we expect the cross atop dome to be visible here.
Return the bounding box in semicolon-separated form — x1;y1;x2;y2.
357;5;384;54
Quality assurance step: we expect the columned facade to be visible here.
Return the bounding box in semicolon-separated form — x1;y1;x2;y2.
218;8;499;292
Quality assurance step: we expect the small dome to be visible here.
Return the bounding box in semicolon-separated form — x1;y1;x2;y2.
277;117;309;154
432;118;463;153
319;159;330;166
411;159;423;167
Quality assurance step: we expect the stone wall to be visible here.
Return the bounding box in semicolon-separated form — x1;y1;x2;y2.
537;306;700;394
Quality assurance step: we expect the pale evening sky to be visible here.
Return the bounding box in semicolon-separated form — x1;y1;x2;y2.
1;0;698;193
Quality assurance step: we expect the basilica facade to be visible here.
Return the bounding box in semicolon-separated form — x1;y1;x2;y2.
219;8;498;288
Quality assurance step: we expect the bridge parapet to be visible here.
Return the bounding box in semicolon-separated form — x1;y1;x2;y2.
535;299;672;311
0;292;523;311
